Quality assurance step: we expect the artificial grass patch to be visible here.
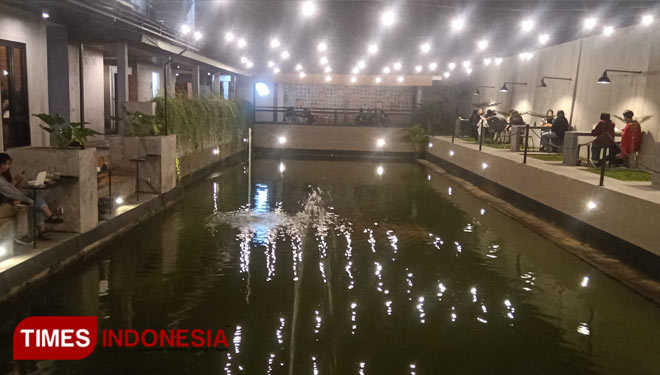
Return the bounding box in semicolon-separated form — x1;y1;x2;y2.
528;154;563;162
484;143;511;149
581;167;652;182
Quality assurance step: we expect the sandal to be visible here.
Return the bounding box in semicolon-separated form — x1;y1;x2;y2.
45;215;64;224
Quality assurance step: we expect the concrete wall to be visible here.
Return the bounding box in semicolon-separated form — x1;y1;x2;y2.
472;22;660;169
68;44;105;136
253;123;415;153
427;137;660;257
0;4;50;149
136;62;163;102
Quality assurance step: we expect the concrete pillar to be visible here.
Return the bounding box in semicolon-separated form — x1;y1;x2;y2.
192;65;200;97
47;24;70;123
510;125;525;152
562;131;580;165
212;72;221;97
116;42;129;135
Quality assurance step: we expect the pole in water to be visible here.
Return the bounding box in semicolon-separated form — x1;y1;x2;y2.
451;119;456;143
248;128;252;205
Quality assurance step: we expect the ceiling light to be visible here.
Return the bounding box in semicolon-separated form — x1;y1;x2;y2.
641;14;654;26
483;58;492;66
317;42;327;52
224;32;235;42
41;10;49;19
357;60;366;69
299;71;306;78
381;9;396;27
295;64;303;71
351;67;359;74
382;66;391;74
375;77;382;83
420;42;431;53
180;24;191;35
451;17;465;31
584;17;597;30
596;69;642;84
368;44;378;55
443;72;450;78
519;52;533;61
246;61;254;68
273;67;280;74
270;38;281;49
429;62;438;71
240;56;248;64
462;60;471;68
267;61;275;68
194;31;203;41
281;50;290;59
466;68;472;75
393;62;402;71
603;26;614;36
301;1;316;17
494;57;503;65
448;62;456;70
324;66;332;73
397;76;404;83
521;19;535;32
539;34;550;44
415;65;422;73
350;76;357;83
477;39;488;50
237;38;247;48
325;75;332;82
319;56;328;65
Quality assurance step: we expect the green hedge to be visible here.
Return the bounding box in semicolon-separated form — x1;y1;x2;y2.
154;96;252;152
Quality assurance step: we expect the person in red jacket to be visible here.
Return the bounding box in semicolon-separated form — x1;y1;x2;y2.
619;110;642;160
591;113;618;166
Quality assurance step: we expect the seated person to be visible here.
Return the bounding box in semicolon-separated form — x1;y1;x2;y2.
284;107;297;123
355;108;367;124
508;110;525;127
302;108;315;124
486;110;508;142
619;110;642;163
540;110;569;152
542;109;555;127
469;108;484;139
0;153;63;241
590;113;619;166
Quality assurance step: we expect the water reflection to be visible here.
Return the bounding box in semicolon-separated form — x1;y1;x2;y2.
1;159;660;374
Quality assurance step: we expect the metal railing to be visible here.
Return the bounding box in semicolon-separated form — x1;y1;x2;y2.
254;106;413;127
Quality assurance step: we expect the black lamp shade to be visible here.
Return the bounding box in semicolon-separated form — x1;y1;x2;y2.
540;78;547;88
474;89;480;95
597;71;611;84
499;84;508;92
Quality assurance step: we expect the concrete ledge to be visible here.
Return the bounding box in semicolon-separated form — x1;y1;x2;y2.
426;137;660;278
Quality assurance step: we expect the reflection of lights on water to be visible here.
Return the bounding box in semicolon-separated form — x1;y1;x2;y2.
437;282;447;299
212;182;218;212
314;310;322;336
504;299;515;319
577;323;590;335
454;241;462;253
265;230;278;281
409;363;417;375
416;296;426;324
364;228;376;253
275;317;285;344
470;287;478;303
385;300;393;315
312;356;319;375
386;229;398;256
359;362;366;375
451;306;457;322
581;276;589;287
486;243;499;258
480;208;486;215
350;302;358;334
376;165;384;176
233;325;242;353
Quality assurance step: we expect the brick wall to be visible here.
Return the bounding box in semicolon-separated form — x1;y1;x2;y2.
282;83;415;111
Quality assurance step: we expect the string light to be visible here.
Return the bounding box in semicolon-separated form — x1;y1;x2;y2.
319;56;328;65
224;32;235;42
382;66;391;74
350;76;357;83
641;14;654;25
448;62;456;70
194;31;203;41
273;67;280;74
477;39;488;50
603;25;614;36
237;38;247;48
397;76;404;83
299;71;306;78
415;65;422;73
443;72;450;78
393;62;402;71
270;38;281;49
281;50;290;59
451;17;465;31
483;58;492;66
375;76;382;83
324;66;332;73
420;42;431;53
317;42;328;52
521;19;535;32
494;57;503;65
381;9;396;27
180;24;191;35
295;64;303;71
325;75;332;82
539;34;550;44
351;67;359;74
368;43;378;55
357;60;366;69
428;62;437;71
267;61;275;68
301;1;316;17
584;17;597;30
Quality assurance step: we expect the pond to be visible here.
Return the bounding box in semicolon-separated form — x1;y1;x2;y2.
1;158;659;374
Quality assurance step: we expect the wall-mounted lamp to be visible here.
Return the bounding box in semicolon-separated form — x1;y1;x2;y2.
473;85;495;95
539;76;572;87
597;69;642;84
499;82;527;93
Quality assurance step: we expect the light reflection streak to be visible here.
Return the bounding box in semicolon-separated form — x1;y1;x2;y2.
276;317;285;345
213;182;219;212
364;228;376;253
350;302;358;334
577;322;590;335
416;296;426;324
504;299;516;320
386;230;398;257
314;310;322;336
359;362;366;375
486;244;499;259
405;269;414;299
454;241;462;253
385;300;392;315
433;236;444;250
265;229;278;281
451;306;457;322
470;287;478;303
341;226;355;290
312;356;319;375
437;282;447;300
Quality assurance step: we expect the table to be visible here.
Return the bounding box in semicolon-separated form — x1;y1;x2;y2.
129;154;160;201
22;175;78;248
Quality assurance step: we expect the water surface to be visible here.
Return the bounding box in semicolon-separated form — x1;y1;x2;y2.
1;158;659;374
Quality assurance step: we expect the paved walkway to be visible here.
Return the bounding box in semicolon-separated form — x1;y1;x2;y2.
442;136;660;205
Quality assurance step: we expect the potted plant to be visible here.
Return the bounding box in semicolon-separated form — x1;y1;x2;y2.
402;124;429;158
34;113;102;148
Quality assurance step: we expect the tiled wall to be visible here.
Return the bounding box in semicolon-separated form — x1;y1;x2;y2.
282;83;415;111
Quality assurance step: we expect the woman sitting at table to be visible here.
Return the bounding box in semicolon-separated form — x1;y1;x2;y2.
0;153;63;241
590;113;619;167
619;110;642;165
540;110;569;152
